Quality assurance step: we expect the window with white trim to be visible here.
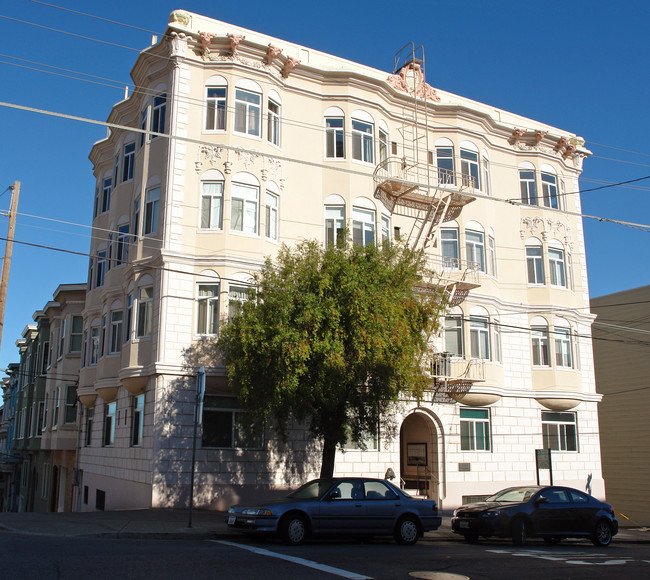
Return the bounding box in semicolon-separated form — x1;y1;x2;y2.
378;128;388;165
460;148;480;189
549;247;566;287
542;172;559;209
493;321;502;363
265;191;279;240
103;401;116;446
132;197;140;240
200;181;224;230
267;97;280;146
542;411;577;451
125;292;133;343
89;326;99;365
205;86;227;131
95;250;106;288
482;154;491;195
101;177;111;213
122;142;135;182
65;385;77;424
520;169;537;205
532;324;550;366
352;207;375;246
444;315;463;357
228;284;252;321
113;153;120;191
441;227;459;268
554;326;573;368
325;205;345;247
115;224;129;266
234;88;261;136
138;108;147;148
466;230;485;272
470;316;490;359
201;395;263;448
488;234;497;277
70;316;83;353
109;310;123;354
351;118;374;163
460;408;490;451
526;244;545;284
196;284;219;335
100;314;107;357
136;286;153;338
325;117;345;159
143;187;159;235
231;182;259;234
151;93;166;136
381;214;391;244
131;394;144;446
436;146;455;185
58;318;66;360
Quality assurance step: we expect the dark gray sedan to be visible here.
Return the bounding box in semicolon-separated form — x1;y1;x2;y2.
226;477;442;545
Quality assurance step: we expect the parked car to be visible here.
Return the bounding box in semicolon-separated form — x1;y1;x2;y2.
226;477;442;545
451;485;618;546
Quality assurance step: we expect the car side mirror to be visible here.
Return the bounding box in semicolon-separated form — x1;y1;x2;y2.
326;490;340;501
534;496;548;506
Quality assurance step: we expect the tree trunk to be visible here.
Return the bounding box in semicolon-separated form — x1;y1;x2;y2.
319;435;337;479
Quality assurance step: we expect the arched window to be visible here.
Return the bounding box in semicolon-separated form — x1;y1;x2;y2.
519;161;537;205
351;110;375;164
531;316;550;367
230;172;260;235
540;164;559;209
548;239;567;287
465;221;485;273
324;107;345;159
234;79;262;137
434;138;455;185
267;89;281;146
324;194;345;247
352;197;377;246
265;181;280;241
469;306;490;360
554;318;573;368
200;169;225;230
460;141;480;189
525;237;545;284
196;270;220;336
205;75;227;131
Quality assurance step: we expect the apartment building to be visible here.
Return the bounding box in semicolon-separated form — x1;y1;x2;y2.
592;286;650;525
75;10;603;512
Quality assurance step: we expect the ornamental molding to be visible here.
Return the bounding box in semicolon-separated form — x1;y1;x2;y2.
520;216;573;249
169;10;190;26
235;148;259;169
265;44;283;65
169;32;188;57
510;129;587;169
227;33;245;55
198;31;215;59
386;62;440;102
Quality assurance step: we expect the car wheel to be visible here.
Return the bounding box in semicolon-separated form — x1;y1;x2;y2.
544;537;561;545
280;513;308;546
394;515;420;545
512;518;528;546
463;533;479;543
591;520;613;547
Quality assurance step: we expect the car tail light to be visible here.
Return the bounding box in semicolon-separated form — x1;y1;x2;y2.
432;504;438;514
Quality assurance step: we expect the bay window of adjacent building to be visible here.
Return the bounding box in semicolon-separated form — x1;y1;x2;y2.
196;282;219;335
325;204;345;247
460;143;480;189
136;285;153;338
132;197;140;240
131;394;144;447
201;395;263;448
531;320;550;367
460;408;490;451
101;177;111;213
234;83;261;137
205;77;227;131
115;224;129;265
58;318;66;360
89;326;99;365
549;245;567;287
352;206;376;247
526;241;545;284
65;386;77;423
95;250;106;288
554;322;573;368
541;170;559;209
542;411;577;451
143;187;160;235
470;315;490;360
267;93;281;146
103;401;116;446
200;180;224;230
109;310;123;354
138;108;147;148
265;190;279;240
465;228;485;272
151;93;166;137
435;142;455;185
125;291;133;343
441;227;460;268
325;111;345;159
351;112;374;164
70;315;83;353
113;153;120;191
231;178;259;234
122;142;135;182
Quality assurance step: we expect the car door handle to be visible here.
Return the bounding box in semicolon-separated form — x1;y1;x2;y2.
355;504;362;508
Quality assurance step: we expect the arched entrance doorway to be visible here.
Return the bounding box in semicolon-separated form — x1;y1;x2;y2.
400;410;441;504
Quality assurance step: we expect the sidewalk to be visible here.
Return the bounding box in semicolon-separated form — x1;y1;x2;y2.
0;509;648;543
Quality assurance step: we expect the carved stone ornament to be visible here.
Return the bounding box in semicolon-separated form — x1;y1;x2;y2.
169;10;190;26
554;136;569;152
534;130;547;144
386;62;441;102
520;216;572;247
235;148;259;169
510;128;526;143
265;44;283;64
227;33;245;55
198;31;214;58
267;157;283;180
281;57;300;78
200;145;223;166
169;32;188;58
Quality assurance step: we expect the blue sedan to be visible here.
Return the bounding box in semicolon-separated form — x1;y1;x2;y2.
226;477;442;545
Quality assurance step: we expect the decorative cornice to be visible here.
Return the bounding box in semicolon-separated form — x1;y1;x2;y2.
386;62;440;102
520;216;573;249
265;44;283;65
227;33;245;55
281;56;300;79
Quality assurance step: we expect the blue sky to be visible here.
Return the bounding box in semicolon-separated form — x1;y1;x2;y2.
1;0;649;371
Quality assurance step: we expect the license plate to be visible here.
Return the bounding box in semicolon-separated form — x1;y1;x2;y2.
460;521;469;529
228;516;236;525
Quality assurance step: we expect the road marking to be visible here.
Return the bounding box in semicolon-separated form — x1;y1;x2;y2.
212;540;373;579
486;548;634;566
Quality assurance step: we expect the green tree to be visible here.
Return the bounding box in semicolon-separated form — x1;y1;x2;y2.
217;238;446;478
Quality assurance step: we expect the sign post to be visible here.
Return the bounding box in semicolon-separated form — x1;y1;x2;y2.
535;449;553;485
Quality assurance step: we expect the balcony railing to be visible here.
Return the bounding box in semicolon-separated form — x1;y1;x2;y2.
430;353;485;383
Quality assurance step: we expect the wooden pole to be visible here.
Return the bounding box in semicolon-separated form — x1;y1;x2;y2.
0;181;20;353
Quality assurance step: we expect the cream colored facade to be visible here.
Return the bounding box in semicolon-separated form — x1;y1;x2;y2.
592;286;650;525
77;10;603;512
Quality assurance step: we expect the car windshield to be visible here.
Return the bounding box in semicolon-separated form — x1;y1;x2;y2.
286;479;334;500
484;487;540;502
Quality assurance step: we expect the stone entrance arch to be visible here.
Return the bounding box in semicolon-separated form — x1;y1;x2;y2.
399;409;442;505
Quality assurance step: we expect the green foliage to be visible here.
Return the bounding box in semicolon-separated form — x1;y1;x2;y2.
217;238;446;473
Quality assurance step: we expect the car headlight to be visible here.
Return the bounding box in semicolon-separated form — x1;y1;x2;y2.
481;510;502;518
228;507;235;514
241;508;273;516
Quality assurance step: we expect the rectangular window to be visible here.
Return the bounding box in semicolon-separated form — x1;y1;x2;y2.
201;395;263;448
460;408;490;451
532;326;550;366
100;315;107;357
136;286;153;338
265;192;279;240
139;108;147;148
93;185;100;218
267;98;280;146
85;408;94;446
200;182;224;230
325;206;345;247
234;88;261;136
482;156;491;195
103;402;116;446
460;149;480;189
325;117;345;159
351;119;374;163
526;246;545;284
151;93;166;136
95;250;106;288
541;172;559;209
90;326;99;365
470;316;490;359
466;230;485;272
436;147;455;185
352;207;375;247
520;170;537;205
488;235;497;277
197;284;219;335
53;386;60;427
81;332;87;368
131;394;144;446
445;315;463;357
143;187;160;235
65;385;77;424
441;228;459;268
42;464;50;499
125;292;133;343
554;327;573;368
230;182;259;234
37;401;44;436
132;197;140;240
205;86;227;131
70;316;83;353
549;248;566;287
115;224;129;266
228;285;251;321
378;129;388;165
542;411;577;451
101;178;111;213
122;142;135;182
113;154;120;192
41;340;50;372
58;318;66;360
381;215;391;244
109;310;123;354
493;323;502;363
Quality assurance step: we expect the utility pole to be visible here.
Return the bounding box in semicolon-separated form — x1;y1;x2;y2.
0;180;20;354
